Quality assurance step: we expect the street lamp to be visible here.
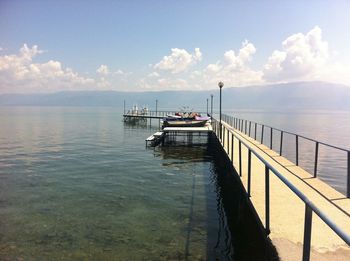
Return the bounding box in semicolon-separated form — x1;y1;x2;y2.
155;99;158;116
210;94;213;119
206;98;209;115
218;81;224;140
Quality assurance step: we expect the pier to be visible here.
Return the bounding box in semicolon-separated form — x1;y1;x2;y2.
123;109;350;260
213;115;350;260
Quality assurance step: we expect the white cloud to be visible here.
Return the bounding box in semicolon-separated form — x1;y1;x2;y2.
2;27;349;94
154;47;202;73
114;69;124;75
97;77;111;88
201;41;263;87
140;77;189;90
0;44;94;93
97;64;109;75
263;26;329;81
148;72;160;78
206;63;222;73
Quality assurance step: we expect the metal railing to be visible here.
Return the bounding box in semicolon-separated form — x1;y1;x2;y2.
212;118;350;261
220;114;350;198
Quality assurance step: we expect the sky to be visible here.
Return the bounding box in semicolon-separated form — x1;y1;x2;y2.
1;0;350;93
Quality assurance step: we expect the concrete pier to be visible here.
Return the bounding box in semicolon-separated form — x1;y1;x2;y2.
217;120;350;260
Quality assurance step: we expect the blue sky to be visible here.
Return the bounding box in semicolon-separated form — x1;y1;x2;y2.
1;0;350;93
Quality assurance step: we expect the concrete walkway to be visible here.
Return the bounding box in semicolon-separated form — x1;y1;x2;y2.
219;121;350;260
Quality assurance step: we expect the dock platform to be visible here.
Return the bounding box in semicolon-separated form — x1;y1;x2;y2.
163;124;213;133
145;131;165;147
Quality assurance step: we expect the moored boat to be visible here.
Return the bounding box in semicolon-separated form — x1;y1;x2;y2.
162;119;208;128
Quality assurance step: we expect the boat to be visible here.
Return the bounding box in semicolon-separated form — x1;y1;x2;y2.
162;119;208;128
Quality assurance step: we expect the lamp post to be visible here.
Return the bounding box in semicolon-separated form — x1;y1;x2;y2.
206;98;209;115
210;94;213;119
155;99;158;116
218;81;224;140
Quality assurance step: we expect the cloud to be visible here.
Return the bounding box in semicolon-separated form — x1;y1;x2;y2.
114;69;124;75
200;41;263;87
263;26;329;81
148;72;160;78
97;77;111;88
138;76;190;91
154;47;202;73
0;44;94;93
97;64;109;75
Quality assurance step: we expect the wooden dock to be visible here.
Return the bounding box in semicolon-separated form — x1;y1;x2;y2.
215;118;350;260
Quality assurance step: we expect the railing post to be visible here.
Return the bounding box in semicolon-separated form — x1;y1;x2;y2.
231;133;234;163
280;131;283;156
249;121;251;137
347;151;350;198
254;123;257;140
302;204;312;261
261;125;265;144
239;140;242;177
270;128;273;149
245;120;247;134
265;165;270;235
223;127;225;147
248;149;252;197
296;135;299;166
227;127;229;151
314;142;319;178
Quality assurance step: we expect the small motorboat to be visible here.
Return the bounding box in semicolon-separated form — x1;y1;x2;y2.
162;119;208;128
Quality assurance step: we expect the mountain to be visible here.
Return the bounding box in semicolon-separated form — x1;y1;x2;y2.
0;81;350;110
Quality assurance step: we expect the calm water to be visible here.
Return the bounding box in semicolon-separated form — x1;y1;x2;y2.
1;107;261;260
225;109;350;195
0;107;348;260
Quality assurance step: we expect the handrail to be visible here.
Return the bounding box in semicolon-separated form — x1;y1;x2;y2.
212;118;350;260
224;114;349;152
221;113;350;198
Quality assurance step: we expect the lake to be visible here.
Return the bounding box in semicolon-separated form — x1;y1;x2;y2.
1;107;274;261
0;106;348;260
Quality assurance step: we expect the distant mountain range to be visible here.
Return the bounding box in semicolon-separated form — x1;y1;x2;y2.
1;81;350;110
